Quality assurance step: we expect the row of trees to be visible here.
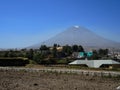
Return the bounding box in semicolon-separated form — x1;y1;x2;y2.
0;44;110;64
0;44;84;64
89;49;109;60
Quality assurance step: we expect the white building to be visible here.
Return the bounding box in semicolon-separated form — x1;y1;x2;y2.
69;60;120;68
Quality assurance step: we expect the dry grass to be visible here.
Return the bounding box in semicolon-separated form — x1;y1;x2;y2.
0;69;119;90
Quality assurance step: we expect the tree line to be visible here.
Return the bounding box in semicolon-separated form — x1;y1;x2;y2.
0;44;109;65
0;44;84;64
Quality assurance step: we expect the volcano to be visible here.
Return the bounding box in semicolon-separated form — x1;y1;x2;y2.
29;26;120;49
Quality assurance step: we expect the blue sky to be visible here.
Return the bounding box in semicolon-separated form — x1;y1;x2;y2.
0;0;120;48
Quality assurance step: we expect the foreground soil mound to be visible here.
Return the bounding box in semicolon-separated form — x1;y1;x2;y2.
0;69;119;90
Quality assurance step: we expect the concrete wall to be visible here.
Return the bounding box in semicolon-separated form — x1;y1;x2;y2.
69;60;120;68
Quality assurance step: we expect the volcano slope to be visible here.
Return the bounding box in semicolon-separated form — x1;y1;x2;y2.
30;26;120;49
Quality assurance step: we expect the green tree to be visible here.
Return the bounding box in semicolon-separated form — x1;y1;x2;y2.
90;50;99;60
3;51;9;57
78;45;84;52
40;45;49;51
26;49;34;59
62;45;72;56
8;50;15;57
52;44;57;58
33;52;41;64
98;49;109;56
72;45;79;52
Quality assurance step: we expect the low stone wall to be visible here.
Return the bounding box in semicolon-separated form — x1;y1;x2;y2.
0;67;120;77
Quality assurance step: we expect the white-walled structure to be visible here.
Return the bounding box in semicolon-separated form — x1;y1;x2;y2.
69;60;120;68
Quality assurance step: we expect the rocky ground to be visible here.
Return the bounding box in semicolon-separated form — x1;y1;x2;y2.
0;69;119;90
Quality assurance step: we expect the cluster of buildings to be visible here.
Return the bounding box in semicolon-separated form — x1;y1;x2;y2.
108;51;120;60
69;50;120;68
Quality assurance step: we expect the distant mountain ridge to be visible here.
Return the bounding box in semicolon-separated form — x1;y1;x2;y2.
28;26;120;49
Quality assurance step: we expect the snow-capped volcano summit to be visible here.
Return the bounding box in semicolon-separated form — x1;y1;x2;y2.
28;26;120;49
74;25;80;28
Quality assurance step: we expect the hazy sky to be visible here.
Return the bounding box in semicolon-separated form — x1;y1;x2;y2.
0;0;120;48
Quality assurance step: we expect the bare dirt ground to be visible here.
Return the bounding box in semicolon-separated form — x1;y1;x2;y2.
0;69;120;90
